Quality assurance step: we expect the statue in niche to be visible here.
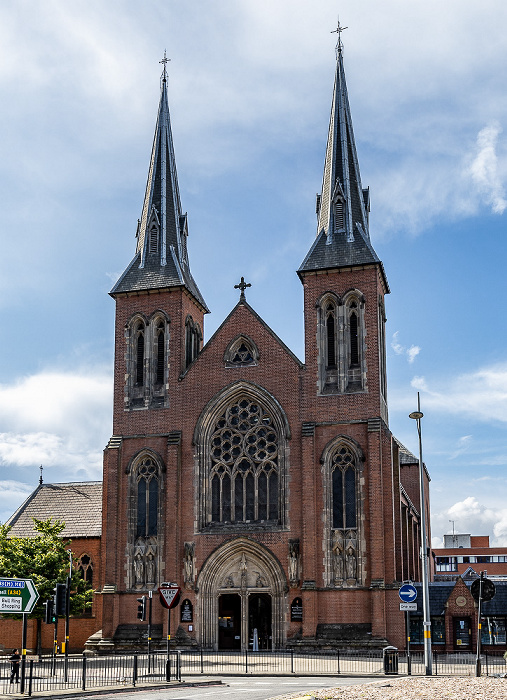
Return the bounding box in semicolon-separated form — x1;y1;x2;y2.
255;571;268;588
345;543;357;581
239;553;248;590
146;553;156;584
332;530;344;583
183;542;195;589
288;540;300;587
134;554;144;587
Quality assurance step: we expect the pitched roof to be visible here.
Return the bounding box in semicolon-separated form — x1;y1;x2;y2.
298;42;388;293
5;482;102;538
110;65;208;312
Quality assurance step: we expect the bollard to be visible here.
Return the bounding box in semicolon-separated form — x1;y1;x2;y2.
82;652;87;690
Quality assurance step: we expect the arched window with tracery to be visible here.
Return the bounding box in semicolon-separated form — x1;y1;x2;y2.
128;451;164;590
77;554;93;586
135;322;145;386
317;291;366;394
323;437;363;587
197;387;288;531
224;335;259;367
185;316;201;369
136;456;159;537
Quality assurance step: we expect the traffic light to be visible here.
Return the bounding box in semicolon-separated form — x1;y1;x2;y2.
137;596;146;621
44;599;56;624
53;583;67;617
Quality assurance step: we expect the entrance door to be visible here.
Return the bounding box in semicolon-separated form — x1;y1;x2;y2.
248;594;272;650
454;617;471;649
218;594;241;649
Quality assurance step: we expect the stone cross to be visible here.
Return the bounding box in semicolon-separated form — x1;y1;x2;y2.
234;276;251;302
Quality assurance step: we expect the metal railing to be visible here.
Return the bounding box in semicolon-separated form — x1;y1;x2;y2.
1;648;505;694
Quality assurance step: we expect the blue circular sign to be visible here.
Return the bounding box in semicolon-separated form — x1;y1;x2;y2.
399;584;417;603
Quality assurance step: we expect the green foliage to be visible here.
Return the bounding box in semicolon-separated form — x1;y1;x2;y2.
0;518;93;619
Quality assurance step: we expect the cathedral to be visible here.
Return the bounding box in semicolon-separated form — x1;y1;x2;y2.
96;38;430;652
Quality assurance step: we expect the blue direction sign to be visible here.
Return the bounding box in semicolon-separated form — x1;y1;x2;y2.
399;584;417;603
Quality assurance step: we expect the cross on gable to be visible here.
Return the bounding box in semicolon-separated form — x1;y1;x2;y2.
234;276;251;302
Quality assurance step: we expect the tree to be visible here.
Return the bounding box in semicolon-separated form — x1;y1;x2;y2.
0;518;93;619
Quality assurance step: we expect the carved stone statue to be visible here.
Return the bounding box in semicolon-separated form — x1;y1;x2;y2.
134;554;144;586
288;539;300;587
239;553;248;590
345;543;357;581
183;542;195;589
332;530;344;583
223;575;234;588
146;553;156;584
255;571;268;588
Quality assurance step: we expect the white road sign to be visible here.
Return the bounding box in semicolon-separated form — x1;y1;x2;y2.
400;602;417;611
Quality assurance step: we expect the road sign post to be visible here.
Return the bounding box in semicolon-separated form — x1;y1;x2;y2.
158;584;181;682
471;572;496;677
399;584;418;676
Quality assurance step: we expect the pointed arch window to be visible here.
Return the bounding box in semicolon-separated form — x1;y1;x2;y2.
149;224;159;253
136;456;159;537
185;316;201;369
135;322;145;386
155;320;165;386
331;446;357;529
334;200;345;232
207;397;280;526
77;554;93;586
318;291;366;394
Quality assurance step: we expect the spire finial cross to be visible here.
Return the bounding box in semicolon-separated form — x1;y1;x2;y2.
234;276;251;302
160;50;170;82
331;18;348;55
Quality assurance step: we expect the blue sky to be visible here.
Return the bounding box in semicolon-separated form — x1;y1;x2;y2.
0;0;506;546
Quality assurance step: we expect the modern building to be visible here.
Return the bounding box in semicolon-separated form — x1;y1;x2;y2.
434;534;507;582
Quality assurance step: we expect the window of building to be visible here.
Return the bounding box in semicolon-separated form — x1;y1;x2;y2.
209;398;278;525
135;322;145;386
481;617;507;645
224;336;259;367
331;446;357;529
126;313;169;409
136;456;159;537
409;617;445;645
185;316;201;369
318;291;366;394
77;554;93;586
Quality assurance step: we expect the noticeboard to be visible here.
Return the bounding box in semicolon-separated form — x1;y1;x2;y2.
291;597;303;622
180;599;193;623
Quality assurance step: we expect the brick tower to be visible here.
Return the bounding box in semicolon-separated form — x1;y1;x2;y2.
96;40;427;653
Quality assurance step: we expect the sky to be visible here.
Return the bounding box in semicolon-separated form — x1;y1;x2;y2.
0;0;506;548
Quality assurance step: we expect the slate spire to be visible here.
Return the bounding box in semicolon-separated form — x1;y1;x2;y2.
299;32;385;281
111;57;208;310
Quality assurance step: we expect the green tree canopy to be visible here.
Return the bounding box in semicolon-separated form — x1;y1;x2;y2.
0;518;93;618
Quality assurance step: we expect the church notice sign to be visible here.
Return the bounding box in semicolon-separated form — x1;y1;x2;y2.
291;597;303;622
180;599;193;623
0;578;39;614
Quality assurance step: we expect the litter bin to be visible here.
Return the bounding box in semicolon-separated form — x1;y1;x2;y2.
383;646;398;675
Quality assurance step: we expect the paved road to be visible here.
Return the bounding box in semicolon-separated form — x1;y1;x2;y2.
62;675;378;700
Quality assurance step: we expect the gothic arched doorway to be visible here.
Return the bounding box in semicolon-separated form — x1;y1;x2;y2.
197;537;286;650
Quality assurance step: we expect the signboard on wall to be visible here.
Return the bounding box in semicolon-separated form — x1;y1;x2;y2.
291;597;303;622
180;599;193;623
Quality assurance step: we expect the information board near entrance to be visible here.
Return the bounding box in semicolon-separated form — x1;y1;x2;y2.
0;578;39;614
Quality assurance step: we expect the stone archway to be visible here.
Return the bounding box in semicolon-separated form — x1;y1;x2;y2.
197;538;287;650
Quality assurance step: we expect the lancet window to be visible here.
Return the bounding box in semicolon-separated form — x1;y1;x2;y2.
323;438;363;587
318;291;366;394
77;554;93;586
128;451;164;590
126;312;169;409
185;316;201;369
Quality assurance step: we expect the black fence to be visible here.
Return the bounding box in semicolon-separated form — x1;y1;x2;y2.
0;648;505;695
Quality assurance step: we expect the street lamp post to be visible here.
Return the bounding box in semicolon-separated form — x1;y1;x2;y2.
409;392;432;675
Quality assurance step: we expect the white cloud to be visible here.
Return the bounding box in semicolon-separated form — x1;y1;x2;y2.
467;122;507;214
449;435;473;460
0;368;112;480
391;332;421;364
407;362;507;424
432;496;507;546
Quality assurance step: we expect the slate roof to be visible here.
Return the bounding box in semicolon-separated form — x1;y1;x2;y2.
394;438;418;465
298;44;388;293
5;482;102;538
411;581;507;616
110;68;208;312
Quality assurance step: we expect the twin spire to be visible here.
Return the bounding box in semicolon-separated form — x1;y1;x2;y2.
110;55;208;311
113;35;385;301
